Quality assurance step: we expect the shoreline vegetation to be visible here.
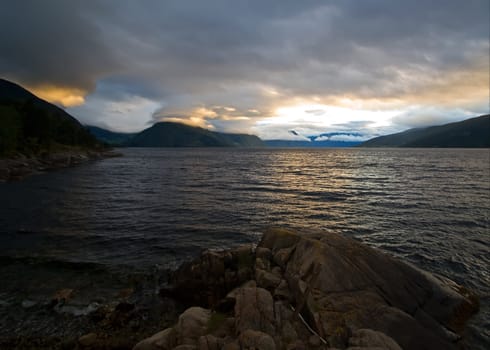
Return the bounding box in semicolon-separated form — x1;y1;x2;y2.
1;228;479;350
0;78;122;181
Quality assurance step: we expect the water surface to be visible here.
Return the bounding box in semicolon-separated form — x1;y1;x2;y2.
0;148;488;347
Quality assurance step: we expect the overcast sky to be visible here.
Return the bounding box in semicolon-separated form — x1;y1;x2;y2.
1;0;488;140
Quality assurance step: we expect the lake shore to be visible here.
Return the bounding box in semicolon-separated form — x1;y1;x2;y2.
0;228;481;349
133;227;479;350
0;149;122;182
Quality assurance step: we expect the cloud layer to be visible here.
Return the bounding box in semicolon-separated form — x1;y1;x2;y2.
1;0;488;137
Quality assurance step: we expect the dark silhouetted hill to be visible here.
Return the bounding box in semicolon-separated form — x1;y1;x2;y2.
360;115;490;148
86;125;136;146
128;122;264;147
0;78;101;156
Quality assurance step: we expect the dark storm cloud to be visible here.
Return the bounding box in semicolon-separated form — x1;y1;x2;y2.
0;1;121;91
0;0;488;133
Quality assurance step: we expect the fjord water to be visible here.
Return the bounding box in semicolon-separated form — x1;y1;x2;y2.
0;148;489;347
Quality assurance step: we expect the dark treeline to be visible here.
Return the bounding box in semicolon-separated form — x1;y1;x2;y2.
0;99;100;156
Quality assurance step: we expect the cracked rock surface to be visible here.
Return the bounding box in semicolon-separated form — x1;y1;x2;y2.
136;228;479;350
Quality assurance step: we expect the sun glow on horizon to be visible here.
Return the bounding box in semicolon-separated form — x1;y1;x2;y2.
260;103;399;128
29;85;87;107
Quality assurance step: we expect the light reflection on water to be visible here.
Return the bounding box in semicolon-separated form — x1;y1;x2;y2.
0;147;488;347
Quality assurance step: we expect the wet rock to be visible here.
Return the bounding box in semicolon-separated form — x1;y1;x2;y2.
273;247;295;269
348;329;402;350
115;301;135;313
78;332;97;347
256;268;282;290
52;288;73;303
21;300;37;308
259;228;479;350
0;162;10;181
136;228;477;350
273;279;291;301
256;247;272;261
237;266;253;283
256;257;271;271
308;334;321;347
118;287;134;300
106;301;137;328
198;334;222;350
164;246;254;308
280;320;298;344
133;327;177;350
176;307;211;344
88;304;111;323
285;340;306;350
226;280;257;301
173;345;197;350
260;228;301;251
239;329;276;350
235;287;275;335
222;341;240;350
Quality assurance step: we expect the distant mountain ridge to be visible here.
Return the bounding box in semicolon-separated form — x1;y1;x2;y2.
86;125;136;146
265;140;360;148
126;122;264;147
360;115;490;148
6;76;484;150
88;124;360;148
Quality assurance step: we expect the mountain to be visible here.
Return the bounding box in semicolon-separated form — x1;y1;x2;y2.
128;122;264;147
360;115;490;148
265;140;361;148
265;131;364;148
0;78;101;156
86;125;136;146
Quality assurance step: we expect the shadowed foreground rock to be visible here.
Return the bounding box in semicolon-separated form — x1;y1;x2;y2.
136;228;479;350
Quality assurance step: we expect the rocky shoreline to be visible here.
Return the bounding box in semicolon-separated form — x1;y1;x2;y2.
133;228;479;350
0;228;480;349
0;149;122;182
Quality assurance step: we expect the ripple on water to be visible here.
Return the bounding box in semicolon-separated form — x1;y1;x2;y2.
0;148;488;348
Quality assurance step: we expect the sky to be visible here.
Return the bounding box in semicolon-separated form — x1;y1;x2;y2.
1;0;489;140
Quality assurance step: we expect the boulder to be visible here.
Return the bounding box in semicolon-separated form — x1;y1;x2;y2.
136;228;477;350
258;228;479;350
239;329;276;350
163;246;254;307
173;345;196;350
198;334;222;350
133;327;177;350
256;247;272;261
176;307;211;344
256;268;282;290
256;257;271;271
348;329;401;350
78;333;97;347
235;287;275;335
273;279;291;301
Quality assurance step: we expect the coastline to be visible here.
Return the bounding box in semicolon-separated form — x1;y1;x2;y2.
0;148;122;182
134;228;479;350
1;228;477;350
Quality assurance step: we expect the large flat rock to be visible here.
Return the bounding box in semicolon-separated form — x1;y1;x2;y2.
259;228;479;349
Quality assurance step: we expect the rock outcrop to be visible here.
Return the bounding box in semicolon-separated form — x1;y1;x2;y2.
135;228;479;350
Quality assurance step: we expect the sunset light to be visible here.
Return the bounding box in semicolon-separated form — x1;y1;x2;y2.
29;85;86;107
0;1;488;349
